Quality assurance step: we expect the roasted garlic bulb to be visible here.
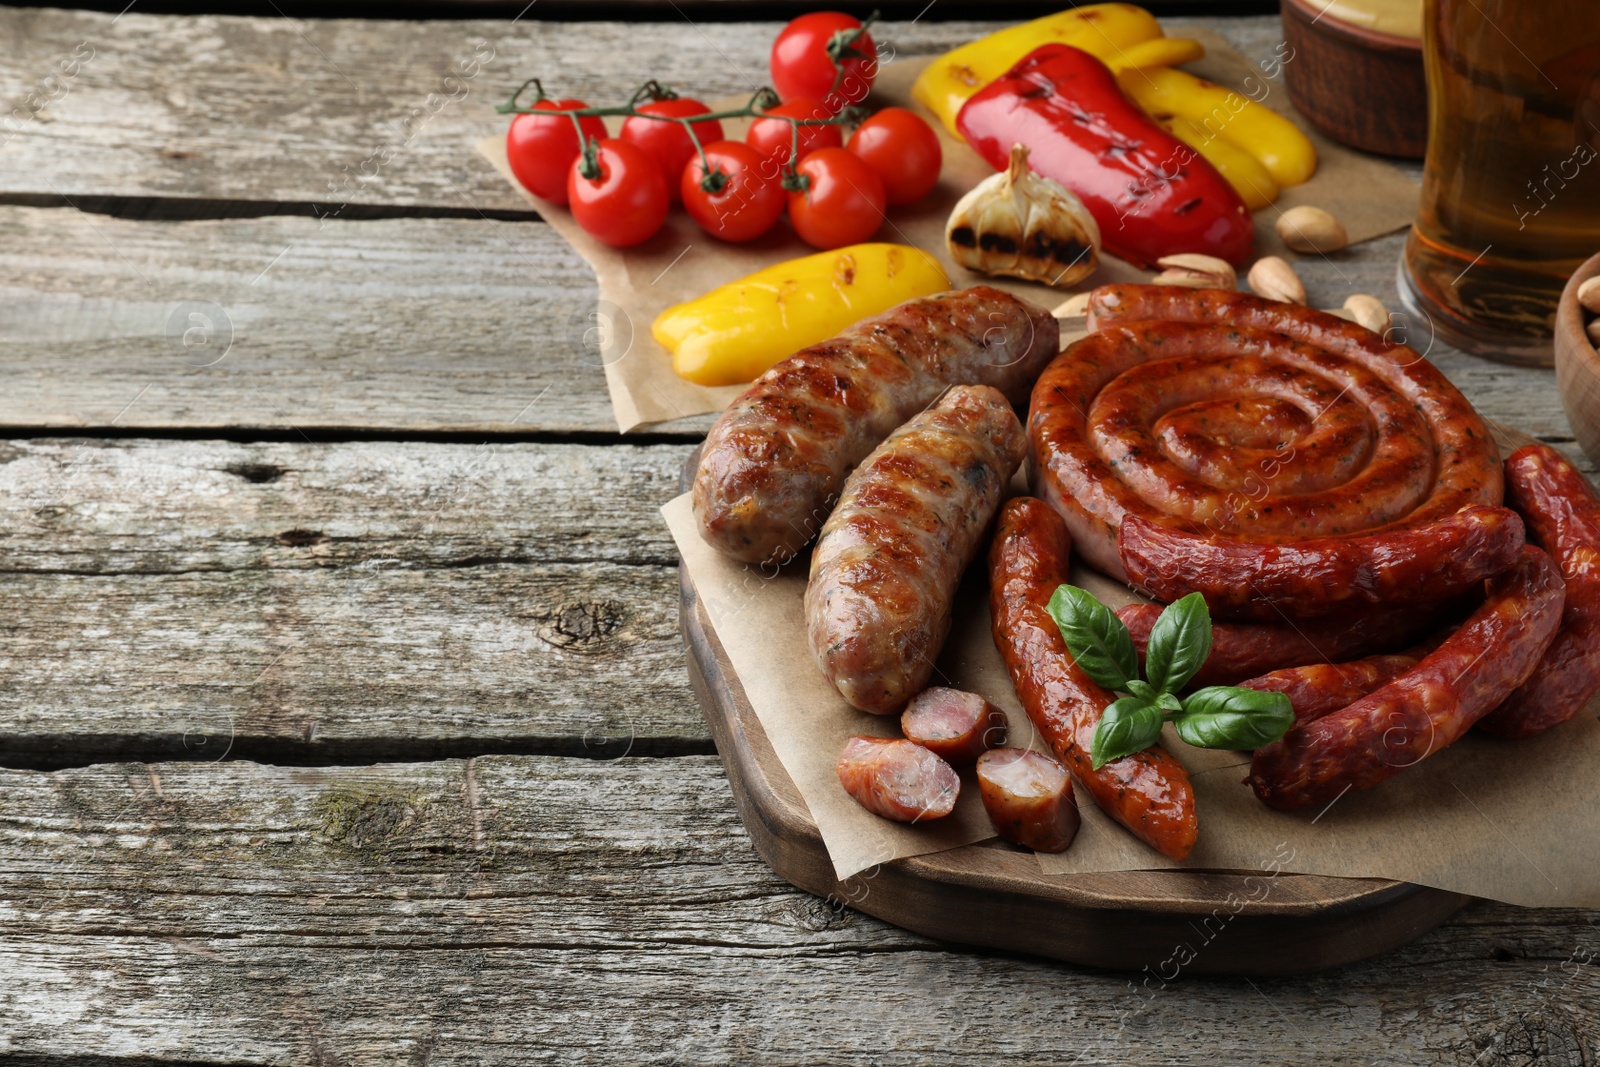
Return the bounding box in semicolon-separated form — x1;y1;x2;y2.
945;143;1100;288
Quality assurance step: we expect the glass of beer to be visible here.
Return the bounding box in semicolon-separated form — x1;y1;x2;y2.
1399;0;1600;366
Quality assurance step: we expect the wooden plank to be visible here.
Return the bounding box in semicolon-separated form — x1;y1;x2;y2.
0;205;667;436
0;202;1581;439
0;437;683;572
0;12;1571;438
0;437;705;763
56;0;1280;22
0;10;1285;210
0;435;681;572
0;753;1594;1064
0;561;700;764
0;417;1593;767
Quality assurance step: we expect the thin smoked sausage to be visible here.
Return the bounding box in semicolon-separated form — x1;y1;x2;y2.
1116;600;1457;688
988;497;1197;860
1478;444;1600;738
1238;654;1422;727
1249;546;1565;810
976;748;1080;853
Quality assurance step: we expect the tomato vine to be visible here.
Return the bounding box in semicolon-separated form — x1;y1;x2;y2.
496;78;864;192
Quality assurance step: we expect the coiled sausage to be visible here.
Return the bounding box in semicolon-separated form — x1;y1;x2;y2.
1028;284;1506;619
1118;506;1523;620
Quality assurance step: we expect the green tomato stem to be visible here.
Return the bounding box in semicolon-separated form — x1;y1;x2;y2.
576;134;602;181
824;10;880;103
496;76;546;114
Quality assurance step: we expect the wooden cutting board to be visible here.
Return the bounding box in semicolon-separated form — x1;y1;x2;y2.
677;424;1539;975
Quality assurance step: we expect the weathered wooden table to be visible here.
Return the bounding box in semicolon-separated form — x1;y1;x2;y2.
1;5;1596;1062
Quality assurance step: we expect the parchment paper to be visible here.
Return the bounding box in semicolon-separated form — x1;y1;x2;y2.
663;488;1600;907
478;31;1421;432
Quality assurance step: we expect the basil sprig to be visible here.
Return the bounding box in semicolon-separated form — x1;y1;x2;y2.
1044;588;1294;769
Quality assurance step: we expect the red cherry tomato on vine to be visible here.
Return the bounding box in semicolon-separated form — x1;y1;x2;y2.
621;98;724;203
506;99;606;206
847;107;942;206
787;147;885;249
681;141;786;243
770;12;878;113
746;98;842;175
567;139;669;248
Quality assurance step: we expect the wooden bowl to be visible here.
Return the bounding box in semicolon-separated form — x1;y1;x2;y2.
1554;253;1600;465
1280;0;1427;158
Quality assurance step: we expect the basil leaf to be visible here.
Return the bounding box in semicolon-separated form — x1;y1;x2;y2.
1174;686;1295;751
1156;692;1183;713
1046;584;1138;693
1145;592;1214;695
1125;678;1157;702
1090;696;1165;770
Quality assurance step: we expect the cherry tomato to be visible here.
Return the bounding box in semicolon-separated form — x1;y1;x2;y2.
506;99;607;206
567;139;669;248
681;141;786;243
746;98;842;177
847;107;942;206
770;12;878;113
787;147;885;249
620;97;724;203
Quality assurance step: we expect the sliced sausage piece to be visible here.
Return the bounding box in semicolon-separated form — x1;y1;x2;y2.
901;687;1008;766
1249;546;1566;810
1118;505;1524;621
836;736;960;823
1116;600;1458;688
806;384;1027;714
976;747;1080;853
988;496;1197;860
1478;444;1600;739
1239;654;1421;727
694;286;1058;566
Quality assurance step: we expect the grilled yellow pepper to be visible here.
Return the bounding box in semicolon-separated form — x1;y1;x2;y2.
1118;67;1318;187
655;244;950;387
1154;113;1281;210
1111;35;1205;73
912;3;1202;135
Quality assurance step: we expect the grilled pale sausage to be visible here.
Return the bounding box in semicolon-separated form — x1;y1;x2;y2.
694;286;1057;566
806;385;1026;714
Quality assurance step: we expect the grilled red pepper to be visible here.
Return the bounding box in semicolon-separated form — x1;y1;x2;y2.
956;44;1255;268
